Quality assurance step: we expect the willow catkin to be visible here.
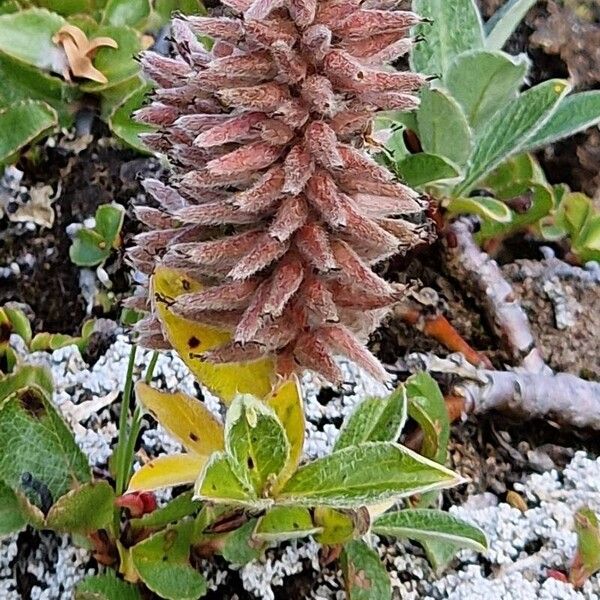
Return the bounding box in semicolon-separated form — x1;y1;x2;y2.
129;0;429;384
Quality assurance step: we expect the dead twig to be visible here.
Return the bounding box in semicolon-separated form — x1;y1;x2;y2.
406;353;600;430
444;218;548;373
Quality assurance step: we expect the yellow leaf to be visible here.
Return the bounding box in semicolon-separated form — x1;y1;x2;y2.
128;454;208;492
266;375;305;494
152;267;276;404
135;382;224;456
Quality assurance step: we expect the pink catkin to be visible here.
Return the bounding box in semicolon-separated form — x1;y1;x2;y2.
130;1;429;385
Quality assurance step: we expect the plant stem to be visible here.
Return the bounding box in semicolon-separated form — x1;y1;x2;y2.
121;351;160;491
115;344;137;497
144;350;159;385
444;218;547;372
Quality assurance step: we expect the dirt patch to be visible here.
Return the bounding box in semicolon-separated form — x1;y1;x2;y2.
0;128;157;335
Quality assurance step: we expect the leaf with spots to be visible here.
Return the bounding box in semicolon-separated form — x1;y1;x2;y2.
225;395;289;495
194;452;266;508
131;521;207;600
254;506;320;542
135;382;224;456
341;539;392;600
128;454;209;493
334;386;407;451
0;386;90;510
152;267;276;405
265;376;304;493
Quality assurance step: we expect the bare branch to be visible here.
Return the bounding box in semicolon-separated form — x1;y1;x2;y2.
444;218;548;373
406;353;600;430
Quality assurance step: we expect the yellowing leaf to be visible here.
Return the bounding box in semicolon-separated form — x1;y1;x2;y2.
266;376;305;493
152;267;276;404
128;454;208;493
135;382;224;456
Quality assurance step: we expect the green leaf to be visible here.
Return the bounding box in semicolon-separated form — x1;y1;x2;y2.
75;573;142;600
570;508;600;587
3;307;32;345
411;0;484;76
417;87;471;166
373;509;487;553
153;0;204;25
406;373;450;465
194;452;264;507
35;0;95;17
476;182;554;241
447;196;513;223
45;481;114;534
0;386;90;509
0;1;22;15
0;480;27;536
485;0;537;51
578;215;600;262
102;0;150;27
278;442;460;508
80;25;142;92
445;51;529;131
483;153;546;192
0;8;67;73
107;82;154;153
95;203;125;245
334;386;407;451
0;100;58;164
219;519;264;565
225;395;289;496
520;91;600;152
0;53;76;125
70;203;125;267
29;332;83;352
561;192;591;236
131;491;200;531
341;539;391;600
455;79;571;195
396;153;460;188
131;522;208;600
254;506;320;542
313;506;368;545
0;365;54;404
70;229;112;266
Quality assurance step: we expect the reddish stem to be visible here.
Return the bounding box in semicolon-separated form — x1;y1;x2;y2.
398;307;492;368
